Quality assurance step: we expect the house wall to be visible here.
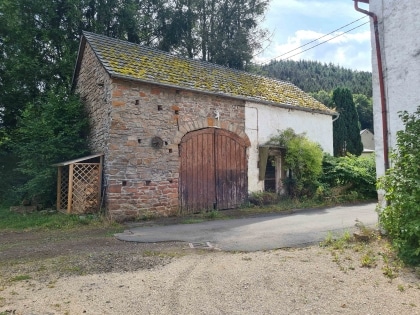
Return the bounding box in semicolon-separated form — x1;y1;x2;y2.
245;102;333;192
360;129;375;151
75;43;113;154
369;0;420;178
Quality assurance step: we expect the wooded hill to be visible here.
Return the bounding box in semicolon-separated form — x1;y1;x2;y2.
254;59;374;132
259;59;372;98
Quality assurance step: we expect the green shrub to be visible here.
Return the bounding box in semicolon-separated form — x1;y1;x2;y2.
269;128;323;198
320;153;377;199
377;108;420;265
248;191;279;206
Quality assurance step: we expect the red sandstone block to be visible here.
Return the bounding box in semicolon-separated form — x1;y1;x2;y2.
151;88;161;95
112;100;125;107
123;187;137;193
220;121;229;130
108;184;122;193
207;117;215;127
112;89;123;97
126;140;137;146
139;92;147;97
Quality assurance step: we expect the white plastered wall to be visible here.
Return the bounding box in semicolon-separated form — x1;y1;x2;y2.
369;0;420;178
245;101;334;192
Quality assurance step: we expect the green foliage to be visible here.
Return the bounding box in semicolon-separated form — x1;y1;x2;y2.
262;59;372;97
0;206;116;231
311;91;373;133
311;90;334;108
270;128;323;198
332;87;363;156
248;191;279;206
321;153;377;199
353;94;374;131
12;88;90;206
377;108;420;265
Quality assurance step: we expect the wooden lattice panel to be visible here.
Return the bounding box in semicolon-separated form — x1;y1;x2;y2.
71;163;100;214
59;167;69;211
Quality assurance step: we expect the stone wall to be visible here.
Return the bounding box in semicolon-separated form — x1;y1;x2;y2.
91;73;247;220
75;43;112;155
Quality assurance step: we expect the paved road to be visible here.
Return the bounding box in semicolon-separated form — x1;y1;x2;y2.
115;203;378;251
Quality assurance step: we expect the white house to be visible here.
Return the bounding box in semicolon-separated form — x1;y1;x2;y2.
360;129;375;155
355;0;420;183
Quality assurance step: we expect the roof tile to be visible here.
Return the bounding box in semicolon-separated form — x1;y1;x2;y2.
82;31;334;114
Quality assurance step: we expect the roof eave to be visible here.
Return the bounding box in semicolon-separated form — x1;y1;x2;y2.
109;72;336;117
71;34;88;91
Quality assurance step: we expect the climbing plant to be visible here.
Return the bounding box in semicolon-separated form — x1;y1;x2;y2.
270;128;323;198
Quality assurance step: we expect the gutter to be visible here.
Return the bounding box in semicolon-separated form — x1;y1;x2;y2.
354;0;390;171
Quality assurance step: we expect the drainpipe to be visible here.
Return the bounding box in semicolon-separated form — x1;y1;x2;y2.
354;0;389;171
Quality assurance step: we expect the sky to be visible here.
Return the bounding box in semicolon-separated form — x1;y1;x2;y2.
254;0;372;72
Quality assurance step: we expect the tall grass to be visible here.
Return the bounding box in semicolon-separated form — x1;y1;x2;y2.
0;206;116;231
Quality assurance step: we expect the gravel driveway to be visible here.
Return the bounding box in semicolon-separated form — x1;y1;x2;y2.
0;226;419;314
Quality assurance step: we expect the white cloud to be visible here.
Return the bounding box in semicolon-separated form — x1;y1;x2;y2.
255;0;373;71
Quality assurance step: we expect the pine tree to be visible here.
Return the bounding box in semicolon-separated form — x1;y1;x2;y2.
332;88;363;156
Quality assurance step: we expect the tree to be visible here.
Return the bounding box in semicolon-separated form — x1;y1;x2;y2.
377;108;420;265
262;59;372;97
332;88;363;156
353;94;373;131
157;0;269;70
311;90;334;108
13;88;90;206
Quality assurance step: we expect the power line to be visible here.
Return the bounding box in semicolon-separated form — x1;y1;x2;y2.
280;21;370;61
269;16;369;62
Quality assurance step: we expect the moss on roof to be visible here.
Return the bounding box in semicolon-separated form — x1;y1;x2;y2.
82;31;334;114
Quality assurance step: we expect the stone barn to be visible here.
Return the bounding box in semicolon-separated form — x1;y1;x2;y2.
72;31;336;221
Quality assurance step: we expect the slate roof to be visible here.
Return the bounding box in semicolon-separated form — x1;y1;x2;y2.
74;31;335;115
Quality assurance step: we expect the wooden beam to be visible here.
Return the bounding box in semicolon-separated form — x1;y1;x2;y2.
67;164;74;214
97;156;103;211
57;166;62;211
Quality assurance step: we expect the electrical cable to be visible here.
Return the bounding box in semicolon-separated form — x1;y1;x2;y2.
268;16;369;62
278;21;370;61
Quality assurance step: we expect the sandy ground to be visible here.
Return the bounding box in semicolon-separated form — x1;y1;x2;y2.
1;228;419;315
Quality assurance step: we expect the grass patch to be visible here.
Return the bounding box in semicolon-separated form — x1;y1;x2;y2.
10;275;32;282
320;225;404;279
0;206;120;232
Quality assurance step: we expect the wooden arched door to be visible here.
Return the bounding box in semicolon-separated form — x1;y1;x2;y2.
179;128;247;214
